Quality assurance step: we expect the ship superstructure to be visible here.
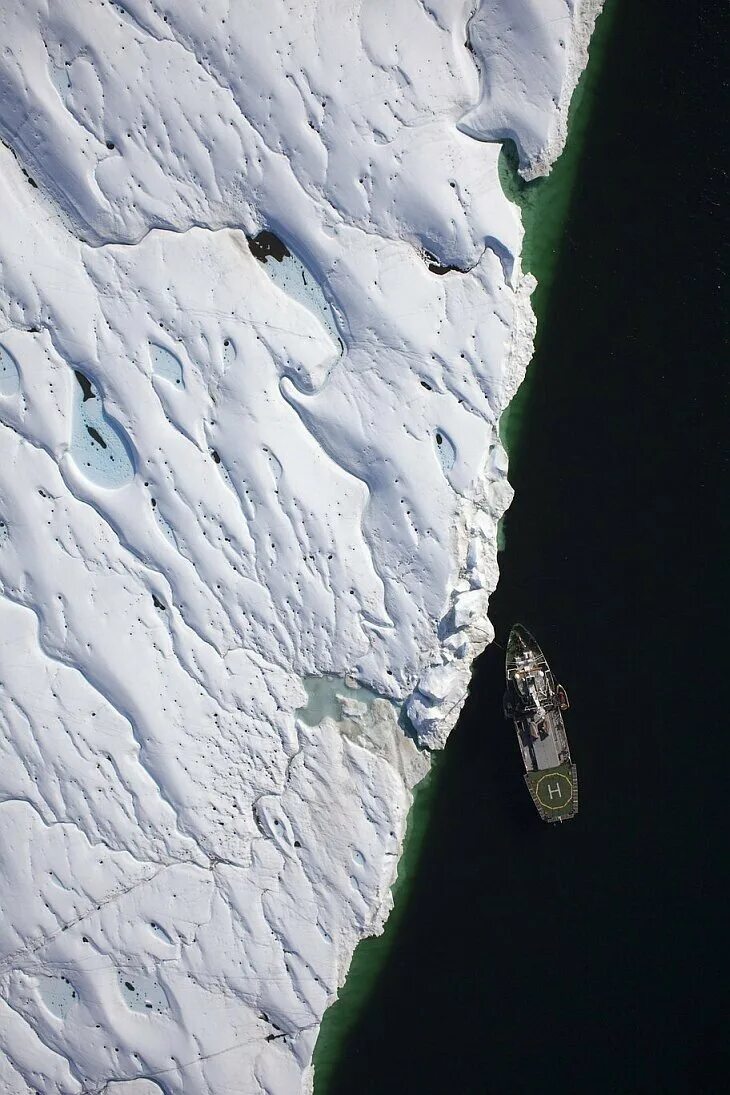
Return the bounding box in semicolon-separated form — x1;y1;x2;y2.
503;625;578;822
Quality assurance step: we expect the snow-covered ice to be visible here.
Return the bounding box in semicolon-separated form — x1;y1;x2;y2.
0;1;602;1091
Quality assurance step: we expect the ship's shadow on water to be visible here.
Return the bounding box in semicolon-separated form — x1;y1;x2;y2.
457;646;538;833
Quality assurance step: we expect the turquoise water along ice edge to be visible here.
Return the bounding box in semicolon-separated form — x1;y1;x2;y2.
311;3;619;1091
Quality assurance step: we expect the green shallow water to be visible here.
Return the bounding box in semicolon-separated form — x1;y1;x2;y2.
311;752;443;1093
498;0;618;456
312;6;617;1090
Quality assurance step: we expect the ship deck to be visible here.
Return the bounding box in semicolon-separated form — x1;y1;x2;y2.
529;727;562;770
524;763;579;823
515;704;570;773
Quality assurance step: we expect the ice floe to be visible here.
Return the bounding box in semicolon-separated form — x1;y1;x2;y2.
0;1;603;1091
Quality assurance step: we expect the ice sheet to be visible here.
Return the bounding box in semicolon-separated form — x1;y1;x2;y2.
0;2;603;1091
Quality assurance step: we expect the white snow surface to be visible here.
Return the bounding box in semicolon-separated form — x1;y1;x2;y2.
0;1;602;1092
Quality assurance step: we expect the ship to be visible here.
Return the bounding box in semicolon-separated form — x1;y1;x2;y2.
503;624;578;822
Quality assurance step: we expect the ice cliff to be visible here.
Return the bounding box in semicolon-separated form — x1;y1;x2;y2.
0;2;602;1092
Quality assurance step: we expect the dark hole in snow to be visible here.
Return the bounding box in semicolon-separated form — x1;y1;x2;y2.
436;432;443;445
106;140;115;150
424;251;461;276
248;229;290;263
86;425;107;449
421;380;432;390
124;982;134;992
74;371;95;402
211;449;221;463
152;593;165;610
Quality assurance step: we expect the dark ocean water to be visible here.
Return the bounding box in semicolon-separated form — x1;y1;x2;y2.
327;2;728;1092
